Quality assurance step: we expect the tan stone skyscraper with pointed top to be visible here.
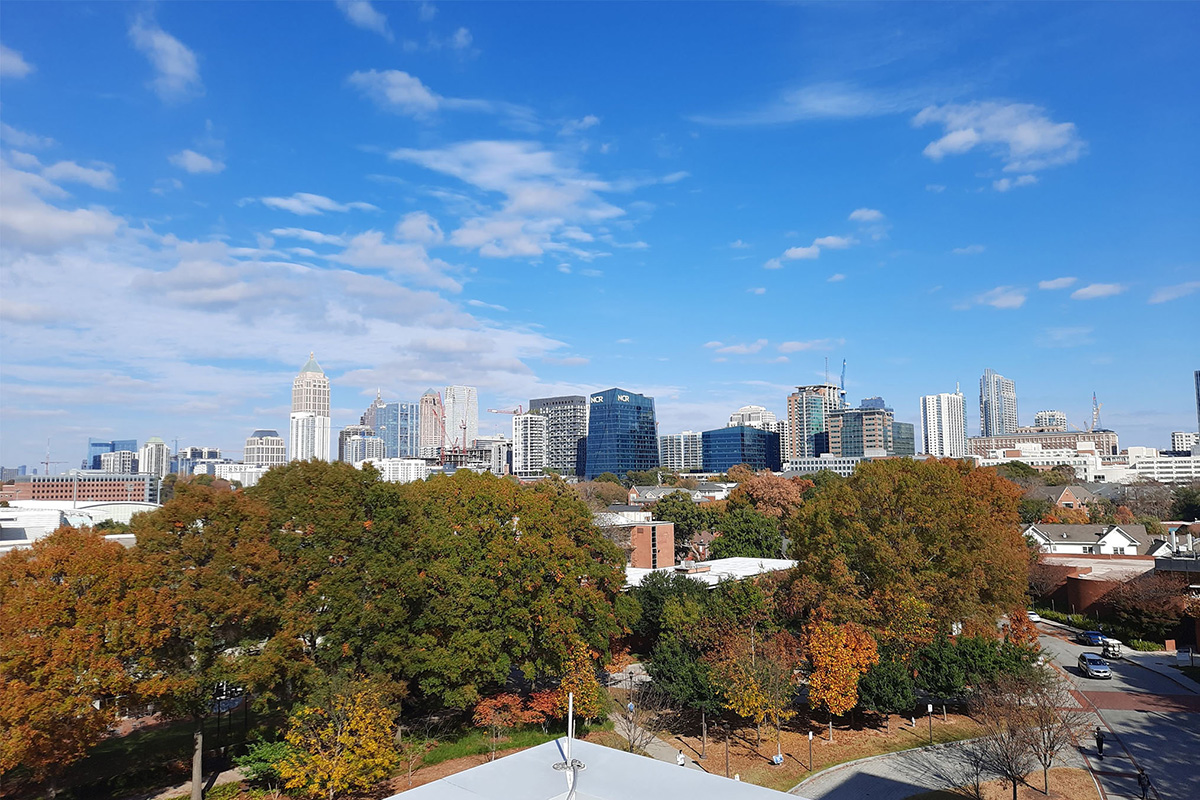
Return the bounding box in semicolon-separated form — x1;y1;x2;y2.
290;352;331;461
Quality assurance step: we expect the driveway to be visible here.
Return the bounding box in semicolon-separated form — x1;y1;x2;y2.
1037;626;1200;800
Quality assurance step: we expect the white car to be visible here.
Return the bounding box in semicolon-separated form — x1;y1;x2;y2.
1078;652;1112;679
1026;610;1042;623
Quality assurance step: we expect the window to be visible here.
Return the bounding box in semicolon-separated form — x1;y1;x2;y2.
1083;546;1094;554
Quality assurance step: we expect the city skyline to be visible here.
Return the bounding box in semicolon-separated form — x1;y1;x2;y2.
1;2;1198;467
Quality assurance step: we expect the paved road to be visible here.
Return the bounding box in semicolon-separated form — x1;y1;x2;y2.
1037;625;1199;800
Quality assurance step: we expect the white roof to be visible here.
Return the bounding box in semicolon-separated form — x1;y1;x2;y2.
393;738;793;799
626;557;797;589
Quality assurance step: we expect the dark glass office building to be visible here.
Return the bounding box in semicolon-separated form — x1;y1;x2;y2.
702;426;782;473
892;422;916;457
584;388;658;479
85;437;138;469
375;401;420;458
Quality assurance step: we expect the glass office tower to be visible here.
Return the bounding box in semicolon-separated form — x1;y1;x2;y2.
584;388;658;479
701;426;782;472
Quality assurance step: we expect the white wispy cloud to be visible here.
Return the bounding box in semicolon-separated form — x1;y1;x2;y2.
730;239;751;249
467;299;507;311
1038;276;1077;290
0;43;34;78
813;235;854;249
41;160;118;191
559;115;600;136
0;159;123;251
270;227;346;246
1148;281;1200;304
953;244;985;255
914;101;1085;172
348;70;535;127
783;245;820;259
1071;283;1126;300
973;286;1027;309
169;149;225;174
778;338;842;353
849;208;884;222
827;273;846;282
1040;326;1094;348
690;81;928;126
395;211;444;244
714;339;768;355
993;175;1038;192
926;184;946;193
128;16;203;102
330;231;460;291
336;1;393;41
1;123;55;149
747;287;766;295
661;171;690;184
260;192;379;215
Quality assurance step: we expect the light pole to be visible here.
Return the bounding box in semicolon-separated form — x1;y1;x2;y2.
808;730;813;771
927;703;933;744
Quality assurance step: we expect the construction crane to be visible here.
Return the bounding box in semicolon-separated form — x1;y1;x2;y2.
41;439;67;476
1090;393;1103;431
486;405;524;415
840;359;847;392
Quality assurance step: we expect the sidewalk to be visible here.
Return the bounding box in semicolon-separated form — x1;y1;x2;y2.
1037;617;1200;694
127;767;245;800
607;711;705;772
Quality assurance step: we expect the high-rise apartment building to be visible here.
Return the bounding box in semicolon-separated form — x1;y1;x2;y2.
418;389;444;458
244;429;287;467
658;431;703;473
339;425;385;464
443;385;479;450
512;413;548;478
137;437;172;478
584;388;658;479
728;405;777;429
529;395;589;477
920;391;968;457
828;407;893;458
788;386;840;458
772;419;794;462
290;353;331;461
99;450;136;474
1033;410;1068;431
1171;431;1200;452
979;368;1018;436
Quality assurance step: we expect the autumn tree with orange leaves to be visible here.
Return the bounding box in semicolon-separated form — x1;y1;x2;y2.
804;622;878;741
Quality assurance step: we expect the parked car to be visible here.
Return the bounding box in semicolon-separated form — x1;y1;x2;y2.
1078;652;1112;679
1077;630;1105;646
1026;610;1042;623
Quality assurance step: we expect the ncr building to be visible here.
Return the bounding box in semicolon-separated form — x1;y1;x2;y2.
584;388;659;480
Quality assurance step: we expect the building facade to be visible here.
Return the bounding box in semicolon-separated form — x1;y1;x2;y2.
967;429;1119;458
512;413;548;477
528;395;589;477
290;353;331;461
892;422;916;457
8;472;160;503
86;438;138;470
368;458;430;484
137;437;172;478
244;429;287;467
828;407;893;458
338;425;385;464
980;368;1019;436
418;389;445;458
920;391;968;457
1033;410;1069;430
99;450;136;474
658;431;703;472
701;426;782;472
787;390;829;458
371;401;420;459
443;385;479;450
1171;431;1200;453
728;405;777;429
584;388;659;479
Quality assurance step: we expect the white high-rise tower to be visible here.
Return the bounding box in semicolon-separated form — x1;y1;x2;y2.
443;385;479;450
290;352;331;461
920;390;968;457
979;368;1018;437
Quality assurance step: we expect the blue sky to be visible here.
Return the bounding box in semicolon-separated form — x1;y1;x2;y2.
1;1;1198;468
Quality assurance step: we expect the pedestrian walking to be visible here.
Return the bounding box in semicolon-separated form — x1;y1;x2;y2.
676;750;686;767
1094;726;1105;758
1137;768;1151;800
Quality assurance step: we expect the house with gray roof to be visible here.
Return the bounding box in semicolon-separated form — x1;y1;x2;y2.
1023;523;1150;555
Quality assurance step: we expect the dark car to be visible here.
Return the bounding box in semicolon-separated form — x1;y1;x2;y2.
1077;630;1105;646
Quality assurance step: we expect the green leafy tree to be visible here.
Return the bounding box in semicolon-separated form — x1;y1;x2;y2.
916;634;965;701
594;472;623;485
857;656;916;730
631;570;709;647
234;739;292;791
1169;484;1200;521
131;484;291;800
1018;498;1053;525
710;505;781;559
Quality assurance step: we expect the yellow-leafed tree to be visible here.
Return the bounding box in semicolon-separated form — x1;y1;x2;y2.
805;622;878;740
279;690;399;800
556;639;608;723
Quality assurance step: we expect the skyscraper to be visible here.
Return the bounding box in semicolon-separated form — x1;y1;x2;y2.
584;388;658;479
85;437;138;469
138;436;172;477
787;388;833;458
244;430;286;467
921;390;968;457
418;389;444;458
338;425;385;463
443;385;479;450
728;405;777;429
373;401;420;458
979;368;1018;437
512;413;548;477
827;407;893;458
290;353;331;461
658;431;703;472
529;395;589;477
